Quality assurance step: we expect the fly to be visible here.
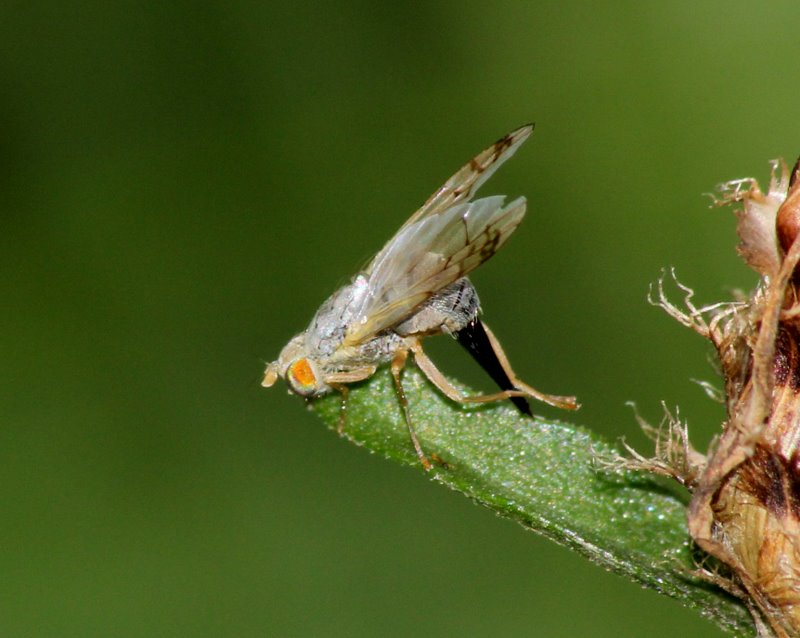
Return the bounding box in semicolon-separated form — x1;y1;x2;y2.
262;124;578;469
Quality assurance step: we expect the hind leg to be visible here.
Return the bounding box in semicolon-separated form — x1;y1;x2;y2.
411;336;577;410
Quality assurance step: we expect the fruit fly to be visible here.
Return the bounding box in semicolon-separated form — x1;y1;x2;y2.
262;124;578;469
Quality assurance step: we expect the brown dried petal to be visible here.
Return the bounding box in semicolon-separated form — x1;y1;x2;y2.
727;161;790;277
776;158;800;258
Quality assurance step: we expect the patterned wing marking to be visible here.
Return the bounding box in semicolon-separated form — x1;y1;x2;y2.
343;196;526;346
364;123;533;271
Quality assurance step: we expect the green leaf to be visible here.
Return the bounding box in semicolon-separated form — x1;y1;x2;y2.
311;366;752;637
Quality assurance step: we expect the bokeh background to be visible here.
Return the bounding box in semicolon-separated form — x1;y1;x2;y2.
2;2;799;636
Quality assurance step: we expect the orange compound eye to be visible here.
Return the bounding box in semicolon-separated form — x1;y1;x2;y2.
287;358;318;395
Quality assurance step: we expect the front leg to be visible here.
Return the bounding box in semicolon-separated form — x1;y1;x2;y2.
326;366;376;435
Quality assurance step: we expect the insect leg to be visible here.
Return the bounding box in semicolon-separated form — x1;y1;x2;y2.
478;321;578;410
411;337;578;410
390;348;432;471
326;365;377;435
455;317;533;415
411;340;531;405
328;383;350;434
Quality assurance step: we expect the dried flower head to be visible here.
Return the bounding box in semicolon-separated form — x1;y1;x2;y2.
648;159;800;637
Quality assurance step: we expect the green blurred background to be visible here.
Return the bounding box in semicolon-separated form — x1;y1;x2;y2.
2;2;799;636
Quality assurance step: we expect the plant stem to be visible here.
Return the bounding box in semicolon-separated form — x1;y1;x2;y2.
310;366;753;636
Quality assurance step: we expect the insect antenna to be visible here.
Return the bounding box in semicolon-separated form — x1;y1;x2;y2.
454;318;532;416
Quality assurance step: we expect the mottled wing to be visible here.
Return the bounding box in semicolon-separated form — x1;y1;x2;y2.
343;195;526;346
364;123;533;264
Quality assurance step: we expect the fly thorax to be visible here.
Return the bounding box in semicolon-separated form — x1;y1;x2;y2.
362;332;406;363
305;276;369;355
394;278;480;336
